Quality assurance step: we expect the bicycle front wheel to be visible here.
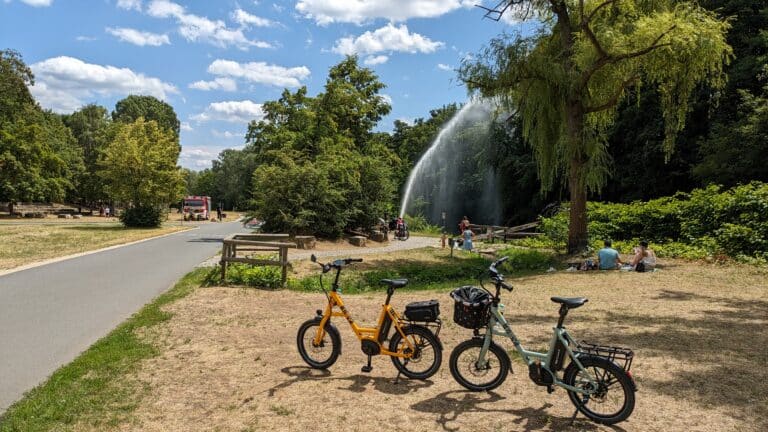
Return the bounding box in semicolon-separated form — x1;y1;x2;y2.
563;356;636;425
388;325;442;379
296;319;341;369
449;337;510;391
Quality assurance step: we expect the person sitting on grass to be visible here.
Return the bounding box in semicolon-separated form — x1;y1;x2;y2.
631;241;657;272
598;239;622;270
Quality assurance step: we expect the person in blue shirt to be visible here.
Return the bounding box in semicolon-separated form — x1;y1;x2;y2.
597;240;622;270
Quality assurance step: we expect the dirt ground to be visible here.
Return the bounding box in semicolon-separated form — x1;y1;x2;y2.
119;260;767;432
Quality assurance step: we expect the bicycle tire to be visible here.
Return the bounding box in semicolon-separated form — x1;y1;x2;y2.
563;355;636;425
449;337;510;391
388;325;442;379
296;318;341;369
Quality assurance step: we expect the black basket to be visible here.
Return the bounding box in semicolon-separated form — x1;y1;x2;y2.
450;286;492;329
576;341;634;373
404;300;440;322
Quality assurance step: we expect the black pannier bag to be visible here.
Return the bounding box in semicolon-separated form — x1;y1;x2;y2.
404;300;440;322
450;286;492;329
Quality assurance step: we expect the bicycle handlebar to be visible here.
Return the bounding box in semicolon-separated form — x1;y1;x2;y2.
488;256;513;292
310;254;363;273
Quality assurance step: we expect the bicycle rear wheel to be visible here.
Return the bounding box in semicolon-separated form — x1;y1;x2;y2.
563;356;635;424
388;325;442;379
449;338;510;391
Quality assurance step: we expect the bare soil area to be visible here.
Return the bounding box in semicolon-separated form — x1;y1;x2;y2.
119;261;766;432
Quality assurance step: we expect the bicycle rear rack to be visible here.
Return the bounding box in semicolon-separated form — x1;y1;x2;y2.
576;341;634;373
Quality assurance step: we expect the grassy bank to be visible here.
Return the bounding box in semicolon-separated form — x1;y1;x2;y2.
0;269;208;432
0;224;190;270
222;246;559;293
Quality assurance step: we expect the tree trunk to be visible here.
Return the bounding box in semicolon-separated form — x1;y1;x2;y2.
567;170;589;254
565;99;589;254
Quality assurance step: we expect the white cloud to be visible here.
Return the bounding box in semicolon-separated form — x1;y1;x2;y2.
180;147;217;168
20;0;52;7
30;56;178;113
231;8;274;27
189;77;237;91
76;35;98;42
180;122;193;131
379;93;392;106
106;27;170;46
296;0;474;25
191;100;264;123
211;129;241;139
437;63;452;71
364;55;388;65
207;59;310;88
146;0;271;49
333;24;443;57
116;0;141;11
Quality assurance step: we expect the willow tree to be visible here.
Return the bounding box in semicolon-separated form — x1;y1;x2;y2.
460;0;731;252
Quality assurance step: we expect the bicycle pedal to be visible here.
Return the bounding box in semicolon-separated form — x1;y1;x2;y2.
361;365;373;373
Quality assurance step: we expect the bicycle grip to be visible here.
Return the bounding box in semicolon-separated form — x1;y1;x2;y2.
501;281;513;291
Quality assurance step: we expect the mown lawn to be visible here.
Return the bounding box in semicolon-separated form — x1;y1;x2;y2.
0;224;190;271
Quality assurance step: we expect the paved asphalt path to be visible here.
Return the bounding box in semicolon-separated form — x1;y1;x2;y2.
0;221;247;412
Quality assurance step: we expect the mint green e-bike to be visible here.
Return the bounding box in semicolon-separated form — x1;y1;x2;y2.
448;257;637;425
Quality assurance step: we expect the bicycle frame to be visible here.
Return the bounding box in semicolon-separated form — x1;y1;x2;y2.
477;304;599;395
314;290;416;358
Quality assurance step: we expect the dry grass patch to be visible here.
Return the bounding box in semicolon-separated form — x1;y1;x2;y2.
0;224;189;270
110;260;766;431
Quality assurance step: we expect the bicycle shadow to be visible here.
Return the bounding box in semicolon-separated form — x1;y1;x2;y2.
411;390;627;432
268;365;433;397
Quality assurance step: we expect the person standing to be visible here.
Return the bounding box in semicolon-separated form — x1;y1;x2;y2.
216;205;222;221
459;216;470;233
462;226;474;251
597;240;622;270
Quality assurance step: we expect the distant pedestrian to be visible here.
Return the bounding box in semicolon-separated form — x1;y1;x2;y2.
462;226;474;251
216;205;222;221
459;216;470;233
105;206;110;218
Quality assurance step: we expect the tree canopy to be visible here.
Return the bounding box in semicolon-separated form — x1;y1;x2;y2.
460;0;731;252
245;56;396;236
99;117;183;210
112;95;181;141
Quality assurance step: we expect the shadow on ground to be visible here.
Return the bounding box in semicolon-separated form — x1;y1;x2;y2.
576;290;768;430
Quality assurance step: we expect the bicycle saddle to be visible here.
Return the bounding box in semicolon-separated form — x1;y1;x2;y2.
381;279;408;288
550;297;588;309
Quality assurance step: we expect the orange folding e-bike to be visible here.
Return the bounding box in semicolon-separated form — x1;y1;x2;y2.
296;255;442;380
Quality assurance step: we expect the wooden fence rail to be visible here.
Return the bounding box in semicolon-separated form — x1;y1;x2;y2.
220;234;296;285
468;221;541;242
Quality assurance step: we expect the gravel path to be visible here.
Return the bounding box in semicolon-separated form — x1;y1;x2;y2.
288;235;438;261
196;236;440;267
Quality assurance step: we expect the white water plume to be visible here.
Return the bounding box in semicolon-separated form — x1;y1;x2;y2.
399;98;503;228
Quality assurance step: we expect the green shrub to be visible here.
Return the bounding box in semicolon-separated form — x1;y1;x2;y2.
225;264;283;289
495;247;558;270
120;205;163;228
404;214;442;234
540;182;768;260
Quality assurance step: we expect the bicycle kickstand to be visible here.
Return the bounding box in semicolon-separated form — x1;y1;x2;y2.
393;359;408;385
570;395;588;425
361;355;373;373
569;407;579;426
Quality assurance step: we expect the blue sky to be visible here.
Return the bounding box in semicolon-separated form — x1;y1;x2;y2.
1;0;531;169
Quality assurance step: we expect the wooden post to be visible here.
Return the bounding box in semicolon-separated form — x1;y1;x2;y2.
220;242;229;282
280;246;288;285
